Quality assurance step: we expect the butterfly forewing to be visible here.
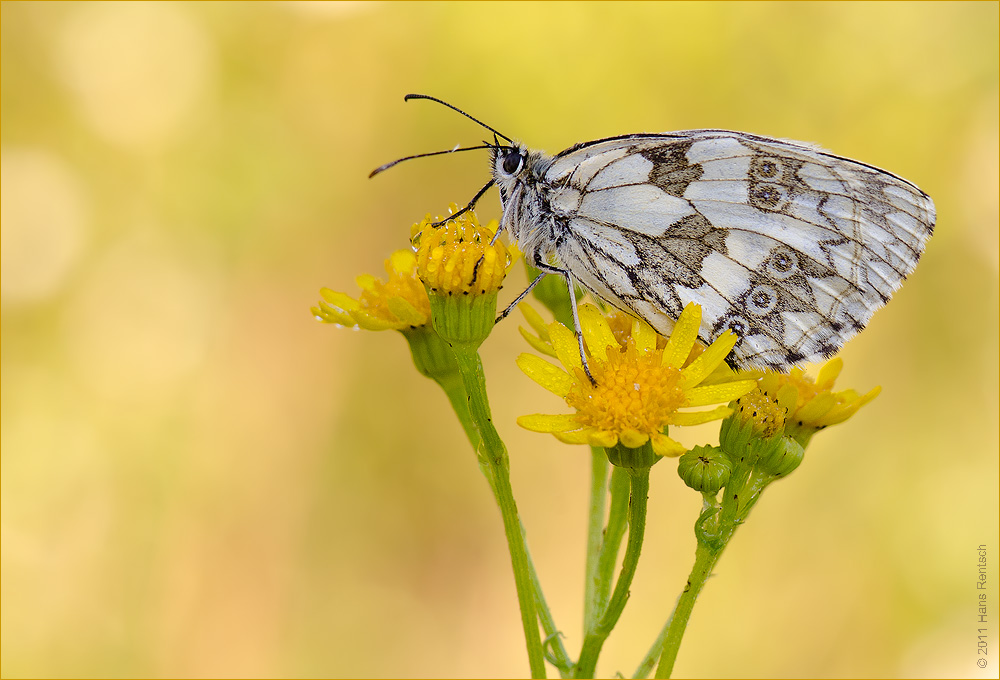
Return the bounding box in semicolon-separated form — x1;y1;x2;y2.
497;130;935;371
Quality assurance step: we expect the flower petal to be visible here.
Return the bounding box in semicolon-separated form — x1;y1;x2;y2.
516;353;574;397
355;273;378;292
684;380;757;406
555;428;613;447
587;429;620;448
315;301;356;326
519;326;558;358
816;357;843;389
549;322;584;373
519;303;551;342
776;383;800;411
388;249;417;274
320;288;361;311
796;391;837;422
858;385;881;406
816;386;881;426
517;413;581;433
349;310;403;331
662;303;701;368
386;296;427;326
651;432;687;457
632;315;658;353
680;330;738;389
671;405;733;426
619;428;650;448
579;304;617;363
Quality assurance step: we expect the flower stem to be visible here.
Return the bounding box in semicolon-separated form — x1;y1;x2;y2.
424;342;571;673
653;540;724;678
582;448;610;633
591;466;630;627
451;344;547;679
651;434;783;677
433;370;494;482
574;466;650;678
632;618;668;679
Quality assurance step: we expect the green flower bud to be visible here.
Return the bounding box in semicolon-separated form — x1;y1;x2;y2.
677;445;732;493
719;414;757;465
755;436;805;478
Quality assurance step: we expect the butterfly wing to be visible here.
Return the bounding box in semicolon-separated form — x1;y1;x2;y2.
541;131;935;370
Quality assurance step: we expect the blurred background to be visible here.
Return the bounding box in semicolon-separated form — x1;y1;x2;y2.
2;2;997;677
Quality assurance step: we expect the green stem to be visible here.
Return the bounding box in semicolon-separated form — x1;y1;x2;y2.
652;444;778;677
632;501;719;679
434;371;494;482
653;540;724;678
574;466;650;678
582;448;609;633
426;343;572;673
592;466;630;625
451;345;547;679
632;619;668;679
527;543;573;677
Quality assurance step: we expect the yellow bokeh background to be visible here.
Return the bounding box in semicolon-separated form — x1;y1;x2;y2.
2;2;997;677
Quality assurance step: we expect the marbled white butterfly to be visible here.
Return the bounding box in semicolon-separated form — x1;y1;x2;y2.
373;95;936;373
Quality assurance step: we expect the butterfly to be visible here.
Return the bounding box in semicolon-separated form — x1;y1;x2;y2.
372;95;936;374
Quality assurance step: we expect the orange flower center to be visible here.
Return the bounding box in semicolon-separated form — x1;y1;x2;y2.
566;339;687;436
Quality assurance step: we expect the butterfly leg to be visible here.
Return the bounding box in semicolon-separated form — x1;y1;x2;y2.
495;270;548;323
564;271;596;384
495;259;595;384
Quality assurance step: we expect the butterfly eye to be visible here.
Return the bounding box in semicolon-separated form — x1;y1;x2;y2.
502;149;524;175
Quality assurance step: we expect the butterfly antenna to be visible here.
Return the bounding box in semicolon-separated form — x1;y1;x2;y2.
369;144;493;178
404;94;514;144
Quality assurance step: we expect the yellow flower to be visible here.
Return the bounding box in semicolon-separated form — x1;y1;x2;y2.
412;206;511;297
758;357;881;438
516;303;757;457
312;249;430;331
731;383;797;439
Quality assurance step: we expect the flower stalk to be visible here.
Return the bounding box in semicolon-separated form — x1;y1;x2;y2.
575;452;652;678
413;208;548;677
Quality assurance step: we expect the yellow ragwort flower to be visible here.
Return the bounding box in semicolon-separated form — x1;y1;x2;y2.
731;383;797;439
516;303;757;457
758;357;881;433
312;249;430;331
412;207;511;296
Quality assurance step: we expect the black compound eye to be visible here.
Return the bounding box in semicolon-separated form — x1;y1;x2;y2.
502;149;523;175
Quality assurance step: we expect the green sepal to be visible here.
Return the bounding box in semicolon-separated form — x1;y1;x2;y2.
428;289;499;348
404;326;460;383
605;440;661;469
